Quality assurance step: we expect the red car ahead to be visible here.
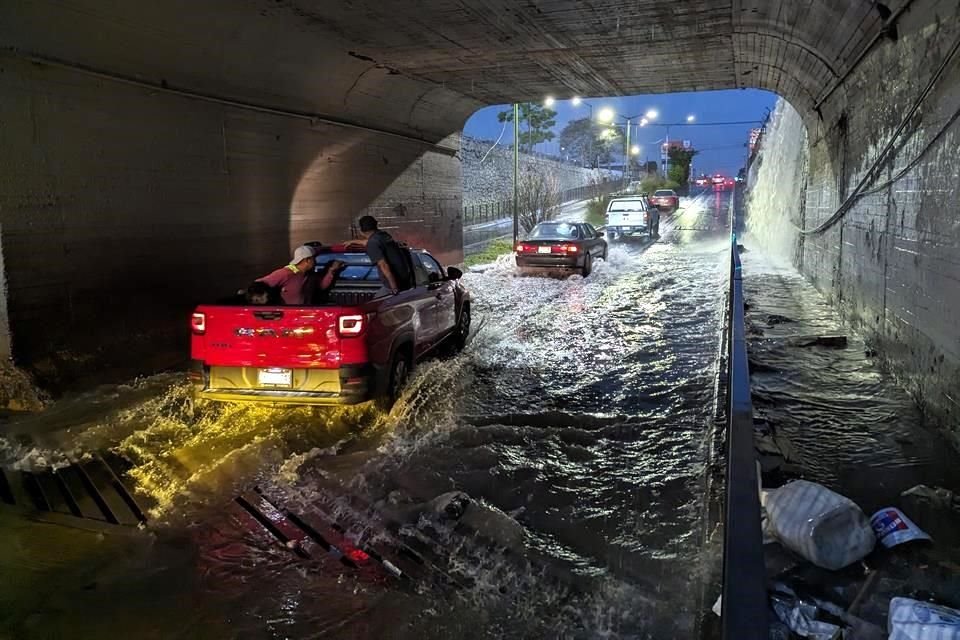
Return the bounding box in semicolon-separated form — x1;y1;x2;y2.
189;245;471;408
650;189;679;213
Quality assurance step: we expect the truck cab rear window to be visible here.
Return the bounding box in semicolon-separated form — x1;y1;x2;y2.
315;253;380;282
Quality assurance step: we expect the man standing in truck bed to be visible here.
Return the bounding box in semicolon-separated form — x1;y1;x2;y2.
350;215;413;295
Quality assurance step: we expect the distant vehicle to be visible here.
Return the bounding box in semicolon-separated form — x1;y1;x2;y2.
694;177;709;187
651;189;679;213
190;245;471;409
515;221;607;277
604;196;659;241
711;174;735;191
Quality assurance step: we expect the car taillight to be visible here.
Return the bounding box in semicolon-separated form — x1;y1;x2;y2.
191;312;206;335
338;314;365;337
554;244;578;253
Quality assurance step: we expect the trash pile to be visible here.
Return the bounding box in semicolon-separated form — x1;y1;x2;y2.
714;479;960;639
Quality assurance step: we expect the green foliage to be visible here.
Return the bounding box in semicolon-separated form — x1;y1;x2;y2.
463;239;515;267
667;147;698;185
667;163;686;185
586;194;612;226
498;103;558;152
641;176;680;193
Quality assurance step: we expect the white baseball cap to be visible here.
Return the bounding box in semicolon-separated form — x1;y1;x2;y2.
291;245;316;264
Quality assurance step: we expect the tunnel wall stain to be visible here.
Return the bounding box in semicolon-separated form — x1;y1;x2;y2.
799;0;960;448
0;57;464;384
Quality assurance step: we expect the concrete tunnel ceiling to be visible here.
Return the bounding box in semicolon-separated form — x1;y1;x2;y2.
3;0;891;138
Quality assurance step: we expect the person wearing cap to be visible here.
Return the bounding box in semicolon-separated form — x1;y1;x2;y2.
256;245;316;305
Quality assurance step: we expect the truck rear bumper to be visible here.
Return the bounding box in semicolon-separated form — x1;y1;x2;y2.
190;361;376;406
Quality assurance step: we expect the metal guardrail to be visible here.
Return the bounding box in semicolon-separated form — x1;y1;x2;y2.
720;232;768;638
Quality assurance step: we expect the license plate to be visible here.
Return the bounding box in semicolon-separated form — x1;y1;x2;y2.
258;368;292;387
537;246;552;254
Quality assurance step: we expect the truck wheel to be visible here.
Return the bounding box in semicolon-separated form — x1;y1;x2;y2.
379;348;412;409
581;253;593;277
454;304;471;352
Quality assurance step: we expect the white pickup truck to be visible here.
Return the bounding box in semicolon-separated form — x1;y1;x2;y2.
604;196;659;240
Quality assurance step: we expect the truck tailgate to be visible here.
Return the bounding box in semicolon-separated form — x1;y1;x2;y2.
192;305;361;369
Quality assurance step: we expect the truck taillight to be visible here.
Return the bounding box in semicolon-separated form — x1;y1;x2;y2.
191;312;206;335
338;314;365;337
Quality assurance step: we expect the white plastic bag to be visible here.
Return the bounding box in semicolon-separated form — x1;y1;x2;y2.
764;480;875;570
888;597;960;640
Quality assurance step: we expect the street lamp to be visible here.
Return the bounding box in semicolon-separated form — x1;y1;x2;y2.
595;109;651;185
631;145;641;156
686;114;696;122
646;109;659;120
571;96;582;106
544;96;556;108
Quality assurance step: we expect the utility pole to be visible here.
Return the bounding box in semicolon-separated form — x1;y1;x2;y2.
512;102;520;246
624;119;631;189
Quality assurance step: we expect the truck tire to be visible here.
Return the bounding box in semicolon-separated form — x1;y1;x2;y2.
379;347;412;410
453;304;471;352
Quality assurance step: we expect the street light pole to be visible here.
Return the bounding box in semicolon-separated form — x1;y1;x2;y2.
512;102;520;246
624;118;631;188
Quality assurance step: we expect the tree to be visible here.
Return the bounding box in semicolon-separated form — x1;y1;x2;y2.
498;103;557;153
667;147;698;186
517;167;563;232
558;117;623;167
594;125;623;167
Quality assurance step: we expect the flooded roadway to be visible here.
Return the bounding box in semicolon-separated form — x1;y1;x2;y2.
0;190;733;639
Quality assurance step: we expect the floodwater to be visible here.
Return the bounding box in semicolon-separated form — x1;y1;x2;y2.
740;248;960;512
0;191;734;639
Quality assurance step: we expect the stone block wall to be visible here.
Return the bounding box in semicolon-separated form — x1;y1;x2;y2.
461;136;619;207
754;0;960;448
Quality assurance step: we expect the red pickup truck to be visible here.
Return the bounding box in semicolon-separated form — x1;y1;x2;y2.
189;245;471;408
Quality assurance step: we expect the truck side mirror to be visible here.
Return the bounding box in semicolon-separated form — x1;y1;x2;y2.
446;266;463;280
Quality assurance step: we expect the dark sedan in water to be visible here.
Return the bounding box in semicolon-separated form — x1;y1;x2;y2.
515;221;608;277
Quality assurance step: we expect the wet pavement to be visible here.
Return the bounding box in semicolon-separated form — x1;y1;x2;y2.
0;190;746;639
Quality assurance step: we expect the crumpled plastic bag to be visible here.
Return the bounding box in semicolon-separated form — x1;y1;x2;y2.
769;589;841;640
888;597;960;640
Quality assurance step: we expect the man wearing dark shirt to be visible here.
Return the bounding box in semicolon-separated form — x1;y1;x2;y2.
350;216;412;295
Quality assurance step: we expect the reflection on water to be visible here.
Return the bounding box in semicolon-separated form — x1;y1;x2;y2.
0;194;733;639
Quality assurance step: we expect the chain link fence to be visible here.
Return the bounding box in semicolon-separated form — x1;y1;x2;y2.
462;180;620;226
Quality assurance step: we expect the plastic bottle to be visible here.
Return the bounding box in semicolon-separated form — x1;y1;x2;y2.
764;480;875;570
